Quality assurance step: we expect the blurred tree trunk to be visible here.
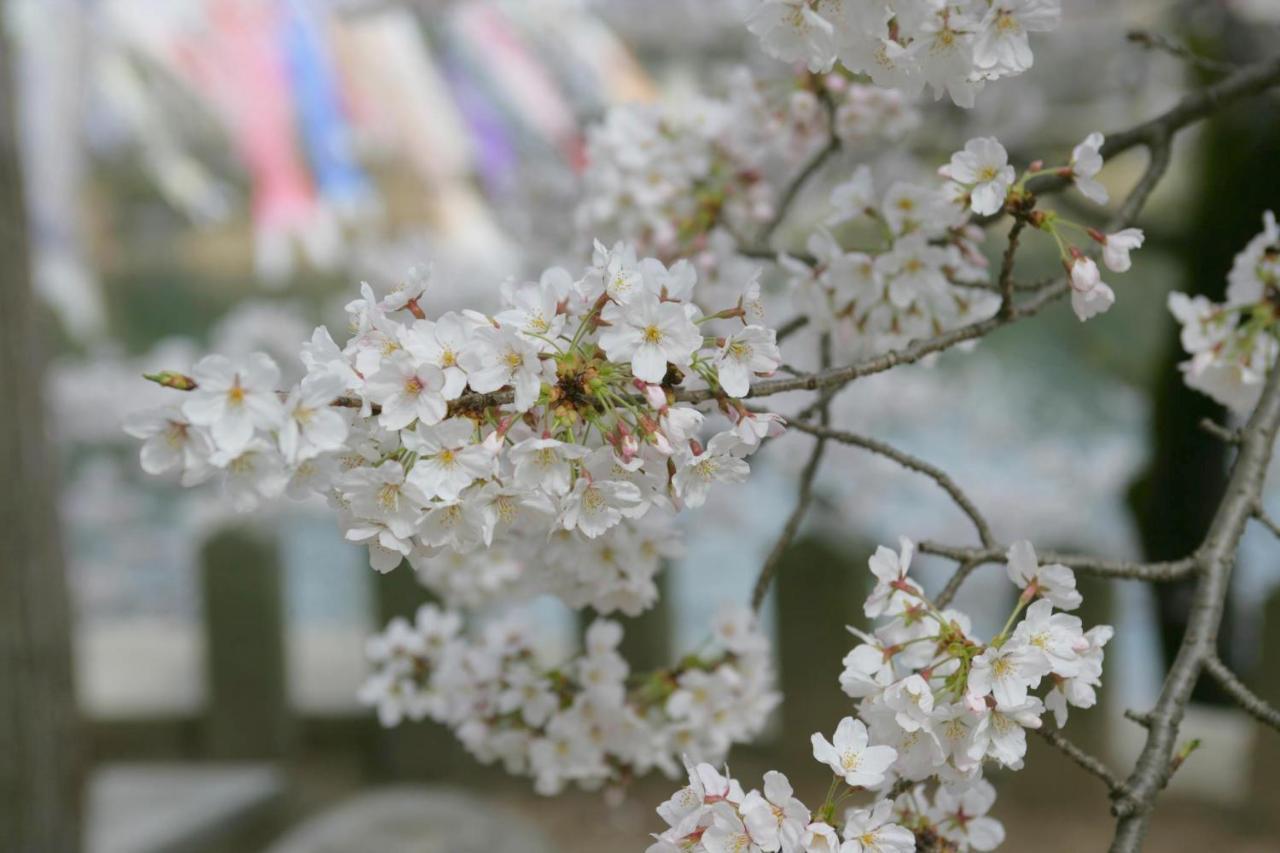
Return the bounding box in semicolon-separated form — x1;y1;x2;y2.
1130;8;1280;702
0;17;84;853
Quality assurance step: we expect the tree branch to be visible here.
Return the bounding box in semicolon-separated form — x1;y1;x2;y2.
1199;417;1243;444
784;420;996;550
750;340;835;611
1251;500;1280;539
1030;51;1280;200
1126;30;1239;76
917;541;1196;583
1036;725;1125;793
753;96;840;247
1109;362;1280;852
1203;654;1280;732
997;217;1027;317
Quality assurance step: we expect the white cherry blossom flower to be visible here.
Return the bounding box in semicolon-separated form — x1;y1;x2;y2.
182;352;284;453
974;0;1060;76
509;436;591;496
124;407;214;482
811;717;898;788
930;779;1005;851
864;537;923;619
1005;540;1082;610
1101;228;1145;273
558;476;644;539
279;372;350;464
673;433;750;508
748;0;838;73
741;771;810;852
467;325;547;412
939;137;1016;216
498;278;567;349
401;313;475;400
967;636;1047;709
1069;132;1108;204
714;325;781;397
1068;256;1115;322
599;293;702;384
364;352;448;430
1014;600;1087;679
207;437;289;511
839;798;915;853
403;417;494;500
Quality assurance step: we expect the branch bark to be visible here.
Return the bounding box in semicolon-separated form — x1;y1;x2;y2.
1036;725;1125;793
784;420;995;549
1202;654;1280;732
1109;363;1280;852
751;340;834;611
917;542;1196;583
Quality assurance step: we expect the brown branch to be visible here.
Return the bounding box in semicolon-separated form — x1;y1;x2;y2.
1126;29;1239;76
1199;417;1243;444
1109;362;1280;852
917;541;1196;583
754;96;840;247
1252;501;1280;539
935;558;983;610
1202;654;1280;732
775;314;811;343
1030;50;1280;200
784;421;995;549
1036;726;1125;793
750;339;834;611
997;217;1027;318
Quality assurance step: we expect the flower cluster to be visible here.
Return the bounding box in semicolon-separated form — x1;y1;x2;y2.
649;537;1111;851
778;130;1145;362
848;538;1110;780
577;70;918;262
748;0;1061;107
127;245;786;613
1169;211;1280;413
785;163;999;361
649;759;1008;853
648;758;910;853
359;603;779;795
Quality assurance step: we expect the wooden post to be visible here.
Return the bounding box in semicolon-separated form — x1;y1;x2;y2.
775;538;868;760
1071;575;1115;757
0;14;84;852
576;573;673;673
617;579;673;673
370;565;465;780
201;529;290;758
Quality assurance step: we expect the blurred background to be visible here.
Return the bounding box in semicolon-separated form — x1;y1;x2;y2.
2;0;1280;851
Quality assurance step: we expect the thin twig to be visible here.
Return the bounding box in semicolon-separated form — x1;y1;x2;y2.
935;558;983;610
1252;501;1280;539
997;217;1027;318
1199;417;1242;444
1127;29;1239;76
775;315;810;343
784;421;995;549
1203;654;1280;731
917;541;1196;583
750;338;834;611
1124;709;1154;729
755;97;840;246
1030;50;1280;200
1036;726;1125;793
